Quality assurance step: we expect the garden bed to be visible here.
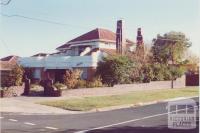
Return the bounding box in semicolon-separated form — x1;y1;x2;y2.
0;85;24;98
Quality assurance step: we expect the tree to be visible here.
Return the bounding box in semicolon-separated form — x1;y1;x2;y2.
151;32;191;88
96;55;134;86
127;43;153;83
151;32;191;64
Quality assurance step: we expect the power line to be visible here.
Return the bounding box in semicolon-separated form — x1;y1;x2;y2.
0;0;11;5
0;12;91;29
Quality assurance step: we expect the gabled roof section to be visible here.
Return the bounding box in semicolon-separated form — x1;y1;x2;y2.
56;28;135;50
56;28;116;50
0;55;19;70
0;55;18;61
69;28;115;43
0;56;13;61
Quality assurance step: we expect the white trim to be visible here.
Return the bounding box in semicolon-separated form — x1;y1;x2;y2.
57;39;116;51
19;52;103;68
67;39;116;45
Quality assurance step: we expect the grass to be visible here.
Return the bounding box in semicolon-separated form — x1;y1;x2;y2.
38;87;199;111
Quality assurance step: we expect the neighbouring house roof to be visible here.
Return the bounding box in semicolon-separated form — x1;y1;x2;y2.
0;55;18;61
0;55;19;71
56;28;135;50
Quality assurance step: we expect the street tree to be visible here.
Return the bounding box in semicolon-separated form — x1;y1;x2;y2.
151;31;191;88
151;31;191;64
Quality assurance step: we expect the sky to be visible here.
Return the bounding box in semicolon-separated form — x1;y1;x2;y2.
0;0;199;58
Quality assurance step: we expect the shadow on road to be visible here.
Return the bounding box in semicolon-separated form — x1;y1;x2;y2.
86;126;199;133
57;125;199;133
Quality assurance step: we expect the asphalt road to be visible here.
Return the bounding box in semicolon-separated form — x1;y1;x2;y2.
1;97;199;133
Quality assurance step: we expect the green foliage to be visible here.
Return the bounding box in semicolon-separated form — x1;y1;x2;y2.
86;77;103;88
141;64;153;82
63;69;82;89
150;64;185;81
96;55;134;86
129;62;143;83
151;64;170;81
151;32;191;64
1;65;24;87
150;31;190;80
169;65;185;79
75;77;103;89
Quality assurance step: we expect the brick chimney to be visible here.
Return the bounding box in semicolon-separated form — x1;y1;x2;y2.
136;28;145;59
136;28;143;45
116;20;125;54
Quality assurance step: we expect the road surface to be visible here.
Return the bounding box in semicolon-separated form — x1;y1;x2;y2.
1;97;199;133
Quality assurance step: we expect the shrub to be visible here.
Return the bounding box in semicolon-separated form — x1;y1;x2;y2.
150;64;185;81
142;64;153;83
86;77;103;88
1;65;24;87
151;64;167;81
63;69;82;89
75;77;103;89
92;77;103;87
76;80;87;88
96;55;134;86
54;82;67;90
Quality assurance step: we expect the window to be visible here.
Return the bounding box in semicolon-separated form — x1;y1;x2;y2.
33;69;41;79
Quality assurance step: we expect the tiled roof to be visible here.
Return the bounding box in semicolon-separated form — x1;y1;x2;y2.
56;28;134;50
0;55;18;61
0;55;18;70
69;28;115;43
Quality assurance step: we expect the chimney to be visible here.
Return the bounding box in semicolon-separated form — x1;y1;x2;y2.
116;20;125;54
136;28;143;45
136;28;145;59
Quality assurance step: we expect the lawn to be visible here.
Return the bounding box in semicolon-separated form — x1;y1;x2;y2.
38;87;199;111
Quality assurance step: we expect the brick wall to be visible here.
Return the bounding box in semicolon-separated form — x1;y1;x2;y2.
114;75;186;90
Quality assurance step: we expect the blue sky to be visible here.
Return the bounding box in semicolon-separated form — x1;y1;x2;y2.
0;0;199;57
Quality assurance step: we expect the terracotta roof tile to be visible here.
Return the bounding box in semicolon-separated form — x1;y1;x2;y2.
56;28;134;50
0;55;18;61
0;55;19;70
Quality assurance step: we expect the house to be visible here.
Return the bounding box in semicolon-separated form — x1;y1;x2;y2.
19;20;143;82
0;55;19;71
0;55;19;85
